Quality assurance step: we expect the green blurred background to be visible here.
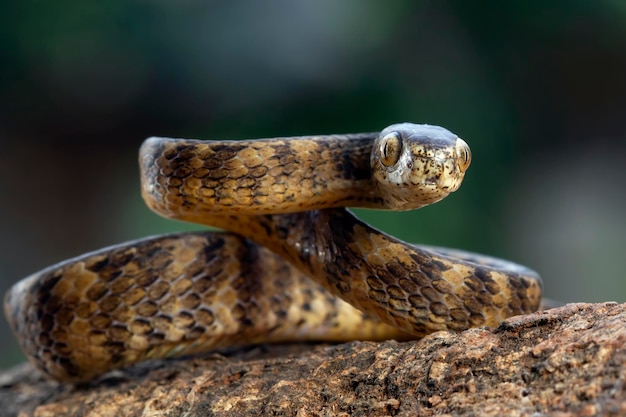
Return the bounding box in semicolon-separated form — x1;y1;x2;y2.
1;1;625;369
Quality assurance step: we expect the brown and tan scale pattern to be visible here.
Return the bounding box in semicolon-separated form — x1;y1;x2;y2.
6;233;408;382
142;134;376;216
5;123;542;382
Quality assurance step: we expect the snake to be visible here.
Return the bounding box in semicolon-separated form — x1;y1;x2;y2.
4;123;543;383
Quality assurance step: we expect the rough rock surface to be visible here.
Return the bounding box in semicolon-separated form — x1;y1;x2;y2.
1;302;625;417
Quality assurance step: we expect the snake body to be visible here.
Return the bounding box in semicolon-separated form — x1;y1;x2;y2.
4;123;542;382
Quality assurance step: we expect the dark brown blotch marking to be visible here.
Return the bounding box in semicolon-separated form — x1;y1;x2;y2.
368;289;388;303
42;295;63;315
387;285;406;300
366;275;385;291
203;157;222;170
398;278;419;294
421;287;442;303
463;275;485;292
86;282;108;302
215;147;242;161
464;298;484;315
375;267;398;286
109;324;131;342
130;318;152;335
249;166;268;178
385;262;408;279
474;290;493;306
195;308;216;326
185;326;206;340
56;307;74;326
431;279;453;294
430;302;449;317
136;300;159;317
419;262;444;282
91;313;112;330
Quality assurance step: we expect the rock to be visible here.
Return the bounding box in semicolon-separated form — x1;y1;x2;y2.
1;303;625;417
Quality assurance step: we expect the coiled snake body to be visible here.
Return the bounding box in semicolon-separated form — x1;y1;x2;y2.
4;123;542;382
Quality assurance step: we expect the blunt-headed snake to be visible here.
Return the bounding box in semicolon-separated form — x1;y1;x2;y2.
4;123;542;382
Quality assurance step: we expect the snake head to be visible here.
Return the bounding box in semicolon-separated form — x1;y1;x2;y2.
371;123;471;210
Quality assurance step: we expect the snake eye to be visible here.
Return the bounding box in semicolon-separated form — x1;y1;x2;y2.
379;132;402;167
455;138;471;171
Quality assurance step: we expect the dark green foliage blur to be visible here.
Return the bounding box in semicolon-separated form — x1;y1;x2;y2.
1;1;625;368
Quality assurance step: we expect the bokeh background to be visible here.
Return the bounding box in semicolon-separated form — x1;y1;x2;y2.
1;1;625;369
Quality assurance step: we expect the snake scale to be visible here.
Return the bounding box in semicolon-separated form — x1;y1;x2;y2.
4;123;542;382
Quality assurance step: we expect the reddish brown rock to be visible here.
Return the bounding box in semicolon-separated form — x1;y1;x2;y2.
1;303;625;417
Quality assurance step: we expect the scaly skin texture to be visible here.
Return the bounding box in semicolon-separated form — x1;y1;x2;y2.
6;233;407;382
5;123;542;382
